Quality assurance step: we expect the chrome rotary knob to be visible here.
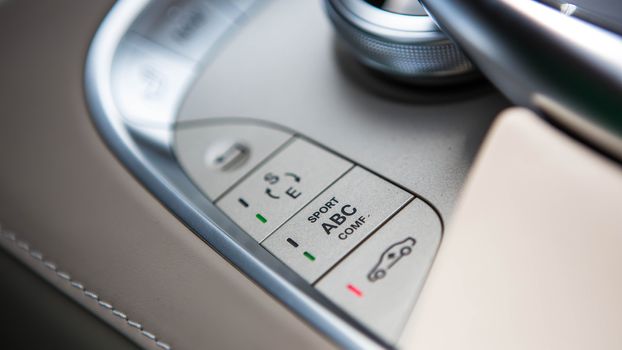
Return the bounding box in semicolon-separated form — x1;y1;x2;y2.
326;0;476;83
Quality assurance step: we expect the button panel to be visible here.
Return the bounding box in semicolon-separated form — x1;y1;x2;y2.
100;0;443;346
216;137;353;241
175;123;293;200
112;34;195;127
174;121;440;344
262;166;413;282
113;0;248;128
315;199;441;343
133;0;235;62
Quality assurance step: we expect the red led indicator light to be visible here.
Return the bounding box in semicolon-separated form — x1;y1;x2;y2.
347;284;363;297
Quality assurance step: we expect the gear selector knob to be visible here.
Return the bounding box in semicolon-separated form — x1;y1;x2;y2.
325;0;476;83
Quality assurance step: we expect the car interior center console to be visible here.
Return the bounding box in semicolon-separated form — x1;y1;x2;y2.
85;0;509;348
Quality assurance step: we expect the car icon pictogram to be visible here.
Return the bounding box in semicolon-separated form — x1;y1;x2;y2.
367;237;417;282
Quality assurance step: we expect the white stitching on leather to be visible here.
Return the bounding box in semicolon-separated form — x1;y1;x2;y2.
98;300;114;310
113;309;128;320
128;320;144;330
156;340;172;350
30;250;43;261
57;271;71;281
142;330;157;341
85;290;99;300
44;261;57;271
0;225;172;350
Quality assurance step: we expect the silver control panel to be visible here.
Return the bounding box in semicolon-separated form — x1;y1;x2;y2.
86;0;503;347
176;122;293;199
174;120;441;343
217;137;353;241
263;166;412;282
316;199;441;341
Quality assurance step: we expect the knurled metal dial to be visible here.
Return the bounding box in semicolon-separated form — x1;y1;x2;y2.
326;0;476;83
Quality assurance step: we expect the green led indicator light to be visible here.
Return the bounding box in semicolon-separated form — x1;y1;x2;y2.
256;213;267;223
303;251;316;261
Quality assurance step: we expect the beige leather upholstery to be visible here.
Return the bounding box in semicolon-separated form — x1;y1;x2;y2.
0;1;335;349
400;108;622;350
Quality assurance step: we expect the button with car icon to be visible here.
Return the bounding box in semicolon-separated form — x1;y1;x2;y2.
367;237;416;282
